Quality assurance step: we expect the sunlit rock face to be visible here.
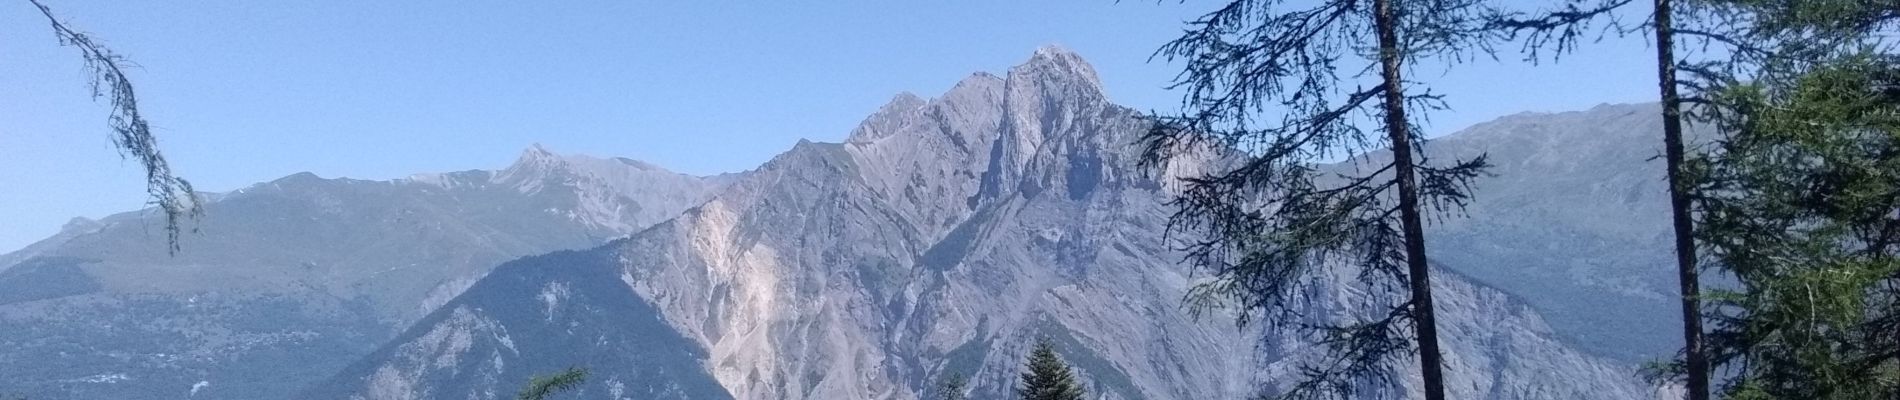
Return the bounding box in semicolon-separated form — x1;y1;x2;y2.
318;47;1662;400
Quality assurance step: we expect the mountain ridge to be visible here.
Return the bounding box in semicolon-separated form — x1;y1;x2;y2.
0;145;728;400
3;45;1686;400
316;47;1661;400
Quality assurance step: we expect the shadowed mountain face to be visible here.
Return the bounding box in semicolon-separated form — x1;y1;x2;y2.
0;148;726;400
299;249;733;400
318;47;1664;400
1313;103;1693;362
1420;104;1693;362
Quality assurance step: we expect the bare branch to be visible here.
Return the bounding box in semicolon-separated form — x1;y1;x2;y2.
27;0;201;253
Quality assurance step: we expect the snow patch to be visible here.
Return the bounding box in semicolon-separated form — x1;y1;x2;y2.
67;373;129;384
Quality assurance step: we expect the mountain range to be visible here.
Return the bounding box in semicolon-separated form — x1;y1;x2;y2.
2;46;1684;399
0;145;725;399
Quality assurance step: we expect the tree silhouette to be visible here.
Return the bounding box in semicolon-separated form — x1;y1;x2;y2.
1137;0;1624;397
26;0;200;253
517;367;588;400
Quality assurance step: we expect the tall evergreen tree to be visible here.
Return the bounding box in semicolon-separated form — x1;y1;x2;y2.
1654;2;1900;397
1139;1;1616;398
1649;0;1711;397
1016;338;1084;400
26;0;200;252
1694;53;1900;399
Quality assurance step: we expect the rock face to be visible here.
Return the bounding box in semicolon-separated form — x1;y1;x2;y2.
317;47;1658;400
0;147;725;400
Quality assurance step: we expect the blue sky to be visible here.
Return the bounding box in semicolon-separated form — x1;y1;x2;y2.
0;1;1658;253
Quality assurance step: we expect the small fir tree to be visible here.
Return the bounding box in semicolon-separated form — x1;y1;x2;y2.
517;367;588;400
1016;338;1085;400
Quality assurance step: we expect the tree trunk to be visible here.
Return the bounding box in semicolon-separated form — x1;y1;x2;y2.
1651;0;1710;398
1372;0;1447;399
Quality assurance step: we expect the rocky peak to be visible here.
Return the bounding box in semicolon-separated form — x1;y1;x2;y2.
826;47;1140;221
846;93;929;143
495;143;618;188
504;143;683;181
487;144;723;235
1013;45;1104;98
500;143;563;176
495;146;562;191
981;45;1135;203
944;72;1006;107
837;46;1106;156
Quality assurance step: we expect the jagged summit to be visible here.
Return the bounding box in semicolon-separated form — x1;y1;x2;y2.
525;142;555;156
1011;44;1104;99
885;92;925;108
844;46;1107;147
846;93;929;143
505;142;564;173
505;144;678;177
502;144;655;182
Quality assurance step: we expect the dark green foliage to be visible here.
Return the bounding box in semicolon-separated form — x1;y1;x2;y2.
936;373;968;400
1134;0;1620;398
1642;1;1900;398
1016;338;1084;400
518;367;589;400
1028;318;1144;399
1685;53;1900;399
26;0;200;253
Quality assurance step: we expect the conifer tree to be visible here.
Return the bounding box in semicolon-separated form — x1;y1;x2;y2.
1649;1;1900;397
1140;1;1617;398
1694;53;1899;399
1016;338;1084;400
1649;0;1711;397
517;367;588;400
